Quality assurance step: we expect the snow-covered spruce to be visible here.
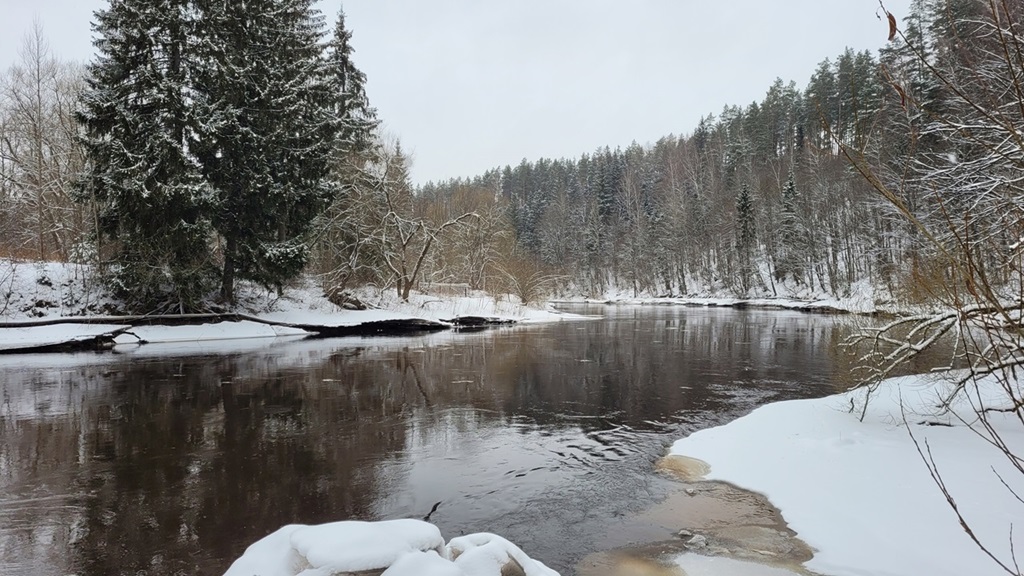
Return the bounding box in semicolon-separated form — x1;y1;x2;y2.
222;519;558;576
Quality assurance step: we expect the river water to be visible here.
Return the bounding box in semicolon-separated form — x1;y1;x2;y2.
0;305;874;575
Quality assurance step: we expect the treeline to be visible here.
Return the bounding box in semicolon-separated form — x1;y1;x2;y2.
2;1;382;312
420;54;898;299
420;0;1021;302
0;1;549;312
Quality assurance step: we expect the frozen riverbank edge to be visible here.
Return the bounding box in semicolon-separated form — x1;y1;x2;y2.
0;259;901;354
0;261;590;353
552;295;880;315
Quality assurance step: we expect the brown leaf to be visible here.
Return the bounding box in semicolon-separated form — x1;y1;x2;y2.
893;83;907;107
887;11;898;41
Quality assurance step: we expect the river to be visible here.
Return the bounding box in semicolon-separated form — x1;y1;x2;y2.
0;305;874;575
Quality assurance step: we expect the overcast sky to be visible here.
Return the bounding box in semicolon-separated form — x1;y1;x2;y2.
1;0;911;184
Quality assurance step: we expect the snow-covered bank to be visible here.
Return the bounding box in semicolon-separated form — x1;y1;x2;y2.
115;320;308;344
668;375;1024;576
0;260;573;324
554;279;900;315
556;295;872;315
0;323;130;352
223;519;558;576
0;260;582;351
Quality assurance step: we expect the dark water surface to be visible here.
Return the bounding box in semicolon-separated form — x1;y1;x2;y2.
1;305;869;575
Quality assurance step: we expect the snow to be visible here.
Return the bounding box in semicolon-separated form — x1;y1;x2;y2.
383;550;463;576
557;294;875;315
668;374;1024;576
115;321;308;344
556;278;888;315
448;533;559;576
320;285;578;325
223;520;558;576
0;260;114;320
0;260;585;350
256;308;438;327
0;323;129;352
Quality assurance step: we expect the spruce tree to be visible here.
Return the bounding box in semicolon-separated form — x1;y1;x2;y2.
78;0;214;312
327;7;378;163
195;0;339;302
777;170;800;283
736;183;756;293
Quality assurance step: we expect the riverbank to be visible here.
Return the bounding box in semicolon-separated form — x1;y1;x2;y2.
664;373;1023;576
0;260;579;352
553;296;872;315
551;278;922;316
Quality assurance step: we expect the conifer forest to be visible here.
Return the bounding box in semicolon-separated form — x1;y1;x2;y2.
0;0;1021;314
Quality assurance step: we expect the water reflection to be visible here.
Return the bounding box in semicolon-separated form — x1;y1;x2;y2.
1;306;872;575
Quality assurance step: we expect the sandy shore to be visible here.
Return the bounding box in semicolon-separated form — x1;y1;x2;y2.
576;455;817;576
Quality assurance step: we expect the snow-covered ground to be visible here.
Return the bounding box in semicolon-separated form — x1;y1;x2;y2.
668;374;1024;576
223;519;558;576
0;259;909;326
0;260;579;349
0;323;130;352
555;279;883;315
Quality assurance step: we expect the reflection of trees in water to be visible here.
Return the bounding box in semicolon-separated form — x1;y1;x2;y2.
475;310;854;432
0;350;418;576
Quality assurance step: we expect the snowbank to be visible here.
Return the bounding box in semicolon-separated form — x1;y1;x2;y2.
0;262;582;327
558;295;876;315
556;278;889;315
113;321;309;344
346;286;577;324
668;374;1024;576
0;260;586;350
223;519;558;576
0;323;129;352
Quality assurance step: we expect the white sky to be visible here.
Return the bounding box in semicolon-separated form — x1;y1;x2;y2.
0;0;912;184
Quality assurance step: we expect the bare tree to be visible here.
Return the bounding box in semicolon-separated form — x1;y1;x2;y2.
0;20;86;261
492;245;562;306
312;138;476;301
843;2;1024;572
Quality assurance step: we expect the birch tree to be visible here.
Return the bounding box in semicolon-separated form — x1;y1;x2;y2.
1;22;85;261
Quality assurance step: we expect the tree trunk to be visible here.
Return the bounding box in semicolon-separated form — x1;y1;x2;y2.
221;236;236;304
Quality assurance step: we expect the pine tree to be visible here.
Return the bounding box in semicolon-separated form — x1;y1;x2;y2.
195;0;339;302
78;0;215;312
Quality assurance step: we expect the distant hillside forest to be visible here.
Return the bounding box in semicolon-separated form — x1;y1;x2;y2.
417;0;1023;303
1;0;1021;312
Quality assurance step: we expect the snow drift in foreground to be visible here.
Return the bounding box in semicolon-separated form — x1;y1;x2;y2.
669;374;1024;576
222;519;558;576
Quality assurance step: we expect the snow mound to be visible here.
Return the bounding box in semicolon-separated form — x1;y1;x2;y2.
448;533;559;576
112;321;309;344
223;520;560;576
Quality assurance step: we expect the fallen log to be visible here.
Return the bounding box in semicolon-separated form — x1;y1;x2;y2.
441;316;518;329
0;325;136;354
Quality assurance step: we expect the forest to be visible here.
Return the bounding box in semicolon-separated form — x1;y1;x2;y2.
0;0;1021;314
